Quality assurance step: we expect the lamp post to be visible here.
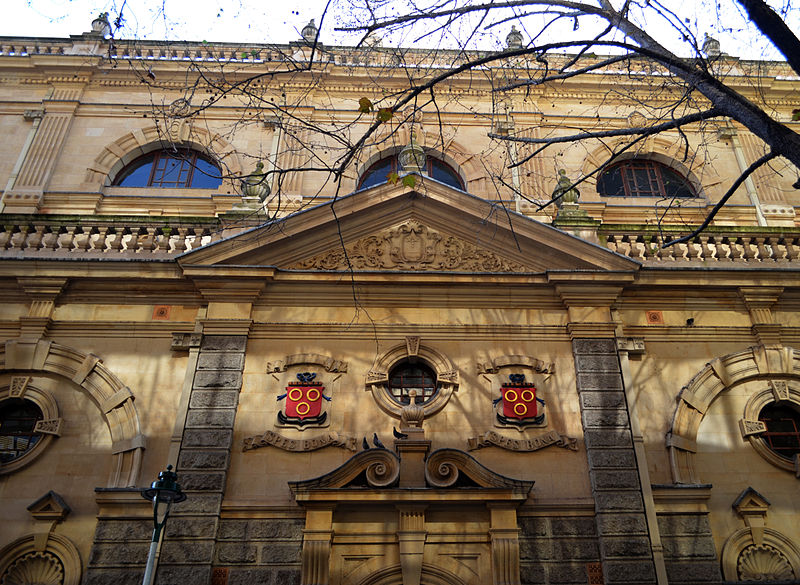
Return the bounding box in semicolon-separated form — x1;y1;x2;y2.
140;464;186;585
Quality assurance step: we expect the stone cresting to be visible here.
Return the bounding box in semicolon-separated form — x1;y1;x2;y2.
572;338;658;585
288;220;528;272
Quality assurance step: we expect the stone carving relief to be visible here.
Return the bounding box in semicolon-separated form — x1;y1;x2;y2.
0;551;64;585
289;220;527;272
242;430;358;453
737;545;795;581
467;429;578;452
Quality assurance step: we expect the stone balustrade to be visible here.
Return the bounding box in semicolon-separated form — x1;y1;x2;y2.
0;219;221;257
601;227;800;263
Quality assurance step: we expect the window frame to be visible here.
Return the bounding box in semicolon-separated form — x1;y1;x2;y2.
386;361;439;405
758;402;800;461
597;158;697;199
357;154;465;191
113;149;222;189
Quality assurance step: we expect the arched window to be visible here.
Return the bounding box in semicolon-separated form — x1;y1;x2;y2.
0;398;43;464
597;159;696;198
758;403;800;461
387;361;439;405
113;149;222;188
358;155;464;191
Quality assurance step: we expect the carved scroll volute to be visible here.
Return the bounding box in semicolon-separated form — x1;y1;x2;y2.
365;450;401;488
425;451;461;488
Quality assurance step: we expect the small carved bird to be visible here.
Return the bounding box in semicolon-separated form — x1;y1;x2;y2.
393;426;408;440
362;437;370;451
372;433;385;449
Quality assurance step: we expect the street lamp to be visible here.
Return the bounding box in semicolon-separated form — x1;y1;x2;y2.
140;464;187;585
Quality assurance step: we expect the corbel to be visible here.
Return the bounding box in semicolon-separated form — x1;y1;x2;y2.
739;287;783;346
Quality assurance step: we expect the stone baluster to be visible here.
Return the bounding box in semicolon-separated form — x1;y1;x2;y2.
754;237;772;261
656;238;672;261
57;226;77;251
74;226;93;252
0;226;13;250
155;228;171;254
605;234;619;254
172;228;189;253
641;236;656;260
26;225;46;251
126;227;141;253
784;237;800;262
107;228;124;253
699;236;714;261
92;227;110;253
10;225;29;250
190;228;206;250
741;237;757;261
726;237;743;261
41;227;59;252
138;227;157;253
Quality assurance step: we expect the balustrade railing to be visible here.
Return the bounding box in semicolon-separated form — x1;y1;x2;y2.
601;228;800;264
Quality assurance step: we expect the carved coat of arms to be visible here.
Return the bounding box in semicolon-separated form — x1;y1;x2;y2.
494;374;545;428
277;372;330;427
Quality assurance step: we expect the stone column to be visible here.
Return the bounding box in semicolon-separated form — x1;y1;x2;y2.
573;337;657;585
154;334;247;584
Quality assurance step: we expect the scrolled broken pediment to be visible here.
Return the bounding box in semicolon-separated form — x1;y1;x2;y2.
287;220;528;272
289;448;400;491
425;448;535;492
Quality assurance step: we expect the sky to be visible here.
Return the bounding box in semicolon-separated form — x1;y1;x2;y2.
1;0;798;61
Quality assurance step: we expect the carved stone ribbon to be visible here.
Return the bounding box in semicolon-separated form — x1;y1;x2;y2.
467;429;578;452
243;430;358;452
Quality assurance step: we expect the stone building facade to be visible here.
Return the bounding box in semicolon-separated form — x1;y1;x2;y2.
0;19;799;585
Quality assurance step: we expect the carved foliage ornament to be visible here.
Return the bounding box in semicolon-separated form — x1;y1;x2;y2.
289;220;527;272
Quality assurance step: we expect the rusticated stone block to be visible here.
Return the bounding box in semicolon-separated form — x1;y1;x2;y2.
603;560;656;583
519;517;550;537
217;542;258;564
155;564;211;583
552;538;598;560
258;543;302;564
164;516;217;539
226;568;276;585
574;355;620;372
547;562;590;584
178;450;229;470
592;469;641;490
193;370;242;390
661;535;718;559
170;493;222;514
520;562;546;584
582;409;630;429
93;519;151;541
596;513;648;536
664;560;723;583
586;449;636;470
186;409;236;429
273;569;302;585
572;338;616;354
657;514;713;537
189;389;239;409
83;568;143;585
550;517;595;537
201;335;247;351
179;471;227;491
247;519;304;540
160;540;214;564
182;429;233;448
601;536;652;558
218;520;247;540
519;538;552;560
581;391;626;409
584;430;632;449
89;543;149;566
594;491;644;512
198;352;245;370
577;372;623;391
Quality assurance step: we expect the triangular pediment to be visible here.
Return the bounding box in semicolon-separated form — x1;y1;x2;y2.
180;179;639;274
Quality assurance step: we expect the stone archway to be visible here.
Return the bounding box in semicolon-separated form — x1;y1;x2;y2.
666;344;800;484
351;561;472;585
0;339;144;487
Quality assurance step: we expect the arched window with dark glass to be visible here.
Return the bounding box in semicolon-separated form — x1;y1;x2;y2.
387;361;439;405
358;155;464;191
758;403;800;461
597;159;696;199
0;398;43;464
114;149;222;189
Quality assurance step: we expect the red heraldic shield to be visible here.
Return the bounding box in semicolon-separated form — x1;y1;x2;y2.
502;385;538;420
285;385;324;419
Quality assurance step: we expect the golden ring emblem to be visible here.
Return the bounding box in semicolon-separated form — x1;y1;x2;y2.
513;402;528;416
288;388;303;401
296;401;311;416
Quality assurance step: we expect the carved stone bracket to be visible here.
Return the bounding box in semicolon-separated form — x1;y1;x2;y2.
476;355;554;375
171;332;202;351
9;376;31;398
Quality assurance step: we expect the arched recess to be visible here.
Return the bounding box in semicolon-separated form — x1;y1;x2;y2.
83;123;242;189
0;532;82;585
354;127;485;196
350;561;472;585
581;136;709;201
720;527;800;582
0;339;144;488
666;344;800;484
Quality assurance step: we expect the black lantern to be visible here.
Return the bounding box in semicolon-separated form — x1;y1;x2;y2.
140;465;186;585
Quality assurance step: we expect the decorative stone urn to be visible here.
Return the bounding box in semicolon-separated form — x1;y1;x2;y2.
398;134;426;174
